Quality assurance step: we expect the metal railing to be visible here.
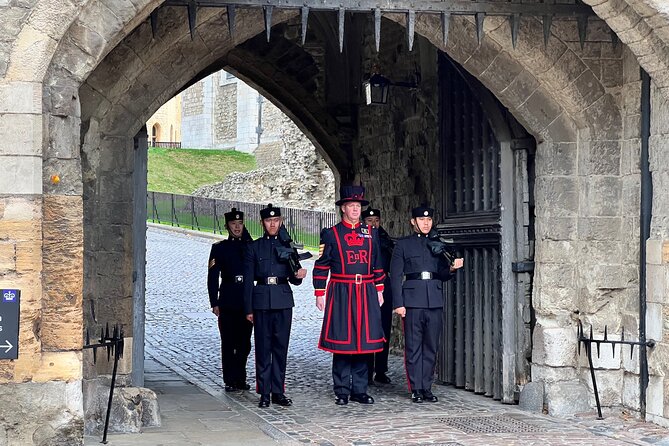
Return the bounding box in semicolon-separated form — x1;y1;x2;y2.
147;191;338;249
150;141;182;148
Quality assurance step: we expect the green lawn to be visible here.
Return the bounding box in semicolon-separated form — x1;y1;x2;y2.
148;147;256;194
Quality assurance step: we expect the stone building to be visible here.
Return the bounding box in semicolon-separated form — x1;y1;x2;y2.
146;93;181;146
3;0;669;444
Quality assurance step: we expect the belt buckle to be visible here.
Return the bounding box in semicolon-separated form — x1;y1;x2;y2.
421;271;432;280
235;275;244;283
355;274;363;285
267;276;278;285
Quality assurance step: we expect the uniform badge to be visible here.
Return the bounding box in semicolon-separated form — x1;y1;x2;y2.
270;210;275;216
208;258;216;268
423;210;429;216
361;227;369;235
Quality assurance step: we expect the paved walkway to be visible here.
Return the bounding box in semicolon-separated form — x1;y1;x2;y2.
93;226;669;445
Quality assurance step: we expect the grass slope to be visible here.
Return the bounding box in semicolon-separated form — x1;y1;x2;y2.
148;147;256;194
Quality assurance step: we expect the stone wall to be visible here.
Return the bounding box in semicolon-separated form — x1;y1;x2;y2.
213;75;237;147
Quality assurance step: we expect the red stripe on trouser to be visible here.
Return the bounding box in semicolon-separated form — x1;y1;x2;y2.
401;317;411;392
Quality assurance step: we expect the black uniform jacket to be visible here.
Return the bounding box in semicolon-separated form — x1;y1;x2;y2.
207;234;250;310
313;220;386;353
390;233;453;309
243;233;302;314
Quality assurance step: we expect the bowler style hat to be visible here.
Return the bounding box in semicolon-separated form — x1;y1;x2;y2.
361;206;381;220
335;185;369;206
224;207;244;223
411;205;434;218
260;203;281;219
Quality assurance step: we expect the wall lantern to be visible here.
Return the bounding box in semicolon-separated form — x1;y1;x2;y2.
362;69;420;105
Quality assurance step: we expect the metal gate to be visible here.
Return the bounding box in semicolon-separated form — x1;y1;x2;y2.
437;53;535;403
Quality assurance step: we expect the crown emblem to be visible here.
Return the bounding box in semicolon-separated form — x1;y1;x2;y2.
344;232;365;247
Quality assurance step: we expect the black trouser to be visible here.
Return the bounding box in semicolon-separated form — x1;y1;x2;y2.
217;308;253;386
253;308;292;396
333;353;369;397
403;307;443;392
368;282;393;378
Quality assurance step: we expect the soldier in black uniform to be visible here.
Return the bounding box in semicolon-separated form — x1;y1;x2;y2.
361;206;394;385
207;207;253;392
313;186;386;406
244;204;307;408
390;205;464;403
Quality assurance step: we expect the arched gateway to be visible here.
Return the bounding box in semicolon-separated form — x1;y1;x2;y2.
3;0;669;444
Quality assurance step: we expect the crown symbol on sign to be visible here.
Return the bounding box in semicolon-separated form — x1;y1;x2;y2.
344;232;365;247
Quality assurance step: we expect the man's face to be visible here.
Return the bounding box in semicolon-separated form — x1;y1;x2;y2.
263;216;282;236
364;216;380;228
227;220;244;238
412;216;433;234
341;202;361;222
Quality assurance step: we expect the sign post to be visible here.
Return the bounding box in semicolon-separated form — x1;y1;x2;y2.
0;289;20;360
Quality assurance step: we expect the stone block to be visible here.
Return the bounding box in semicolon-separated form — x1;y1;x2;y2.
47;114;81;159
579;140;621;175
536;142;577;176
533;326;577;367
579;369;623;407
622;373;640;411
478;51;524;97
0;380;83;445
14;240;41;273
0;155;41;194
5;24;59;82
0;81;40;114
519;381;545;413
0;113;42;156
577;217;622;241
47;80;81;118
545;115;578;142
587;94;623;140
545;381;592;416
536;240;577;263
498;69;540;110
0;242;15;273
647;263;666;303
535;262;576;290
534;285;577;314
531;363;579;384
84;383;160;435
646;302;663;343
580;176;622;217
647;375;665;417
12;351;83;383
535;217;577;241
535;176;579;217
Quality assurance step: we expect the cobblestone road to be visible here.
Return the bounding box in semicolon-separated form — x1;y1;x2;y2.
145;226;669;446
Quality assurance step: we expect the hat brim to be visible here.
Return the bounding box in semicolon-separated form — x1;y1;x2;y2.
336;198;370;207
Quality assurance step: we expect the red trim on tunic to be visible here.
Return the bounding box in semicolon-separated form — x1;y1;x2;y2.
364;284;385;344
318;345;384;355
356;283;362;352
314;265;330;270
342;219;360;229
332;227;346;275
324;283;352;345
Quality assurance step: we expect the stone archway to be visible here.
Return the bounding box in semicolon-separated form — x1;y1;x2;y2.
0;0;658;442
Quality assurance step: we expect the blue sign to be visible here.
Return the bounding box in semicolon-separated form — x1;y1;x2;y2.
0;289;20;360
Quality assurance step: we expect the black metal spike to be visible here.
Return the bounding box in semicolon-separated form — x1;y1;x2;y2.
301;7;309;46
338;7;345;53
543;15;552;48
510;13;520;49
621;326;625;342
612;341;616;358
475;12;485;45
374;8;381;52
630;343;635;360
611;30;619;50
105;323;110;340
604;325;608;341
92;346;98;364
577;15;588;50
589;324;593;341
407;10;416;51
578;338;581;356
264;5;273;42
442;12;451;46
227;5;236;38
596;340;601;358
187;0;197;40
85;329;90;346
150;11;158;39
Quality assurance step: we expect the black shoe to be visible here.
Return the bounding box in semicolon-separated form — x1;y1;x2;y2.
411;391;423;403
258;395;270;408
224;384;238;392
271;393;293;406
374;373;392;384
335;396;349;406
350;393;374;404
422;389;438;402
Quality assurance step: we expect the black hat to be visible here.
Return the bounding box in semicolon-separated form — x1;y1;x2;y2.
224;207;244;223
260;203;281;219
411;205;434;218
335;185;369;206
361;206;381;220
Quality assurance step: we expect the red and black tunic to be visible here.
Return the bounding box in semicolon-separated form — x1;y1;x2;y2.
313;220;386;354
